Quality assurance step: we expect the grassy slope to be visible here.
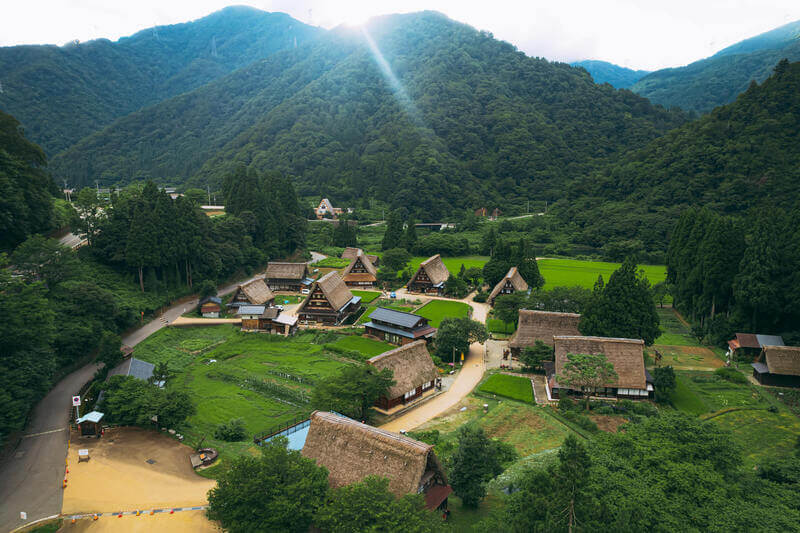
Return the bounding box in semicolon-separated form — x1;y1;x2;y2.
416;300;471;327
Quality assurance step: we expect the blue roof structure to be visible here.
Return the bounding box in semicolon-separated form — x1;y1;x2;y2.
128;358;155;381
76;411;104;424
369;307;424;329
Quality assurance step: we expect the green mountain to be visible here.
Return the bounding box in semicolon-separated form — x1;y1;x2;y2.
560;59;800;253
571;60;650;88
0;6;321;155
51;12;685;220
632;19;800;113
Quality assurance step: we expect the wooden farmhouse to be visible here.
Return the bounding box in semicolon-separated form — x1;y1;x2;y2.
367;340;439;410
342;249;378;288
407;254;449;295
265;262;313;292
751;346;800;387
488;266;528;306
547;336;654;400
302;411;452;510
727;333;784;361
199;296;222;318
474;207;502;220
341;247;380;266
509;309;581;355
228;278;274;311
236;305;298;336
297;271;361;325
315;198;345;219
364;307;437;345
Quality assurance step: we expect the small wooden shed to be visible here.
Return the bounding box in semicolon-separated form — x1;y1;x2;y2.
76;411;104;437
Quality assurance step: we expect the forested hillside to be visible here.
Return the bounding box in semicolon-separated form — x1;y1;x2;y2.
52;12;685;220
632;19;800;112
558;59;800;255
0;6;320;155
571;60;650;88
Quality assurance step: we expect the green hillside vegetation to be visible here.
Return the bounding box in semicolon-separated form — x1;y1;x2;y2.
559;60;800;255
632;19;800;112
0;6;320;155
571;60;650;88
52;11;686;220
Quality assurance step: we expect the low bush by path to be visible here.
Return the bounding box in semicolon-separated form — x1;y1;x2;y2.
478;373;534;403
416;300;471;327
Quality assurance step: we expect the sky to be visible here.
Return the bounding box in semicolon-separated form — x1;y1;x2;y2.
1;1;798;70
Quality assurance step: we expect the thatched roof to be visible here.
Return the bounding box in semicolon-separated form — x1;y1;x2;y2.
301;271;355;312
265;262;308;280
761;346;800;376
301;411;447;497
411;254;449;286
236;278;274;305
342;250;377;281
488;266;528;304
367;340;438;399
554;336;646;389
341;247;379;265
509;310;581;348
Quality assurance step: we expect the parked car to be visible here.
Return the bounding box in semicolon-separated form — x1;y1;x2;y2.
301;289;310;295
390;292;396;299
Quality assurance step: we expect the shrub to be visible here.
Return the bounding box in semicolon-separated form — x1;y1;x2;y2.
472;291;488;303
214;418;247;441
558;397;577;412
561;410;598;433
714;367;748;384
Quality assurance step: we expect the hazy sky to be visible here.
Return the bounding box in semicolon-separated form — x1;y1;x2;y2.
1;1;798;70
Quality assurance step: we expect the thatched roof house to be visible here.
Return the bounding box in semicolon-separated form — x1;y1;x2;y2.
550;336;651;399
297;271;361;325
367;340;438;410
752;346;800;387
728;332;785;359
488;266;528;306
301;411;451;509
407;254;449;295
342;247;379;266
342;249;378;288
229;278;275;307
265;262;312;291
509;310;581;353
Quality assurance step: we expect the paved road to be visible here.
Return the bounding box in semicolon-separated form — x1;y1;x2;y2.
0;363;100;533
309;251;327;264
0;271;265;532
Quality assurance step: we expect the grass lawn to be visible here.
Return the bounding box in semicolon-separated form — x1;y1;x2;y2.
132;326;380;473
416;300;471;327
487;318;515;335
409;256;489;275
351;290;381;303
314;257;351;269
537;257;666;289
446;494;501;531
325;335;395;357
274;294;304;305
478;374;534;403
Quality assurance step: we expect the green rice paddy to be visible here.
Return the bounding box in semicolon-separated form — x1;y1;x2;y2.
416;300;472;327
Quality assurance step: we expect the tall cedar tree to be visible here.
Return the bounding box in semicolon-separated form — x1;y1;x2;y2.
381;210;405;251
580;257;660;345
449;425;503;507
405;216;418;251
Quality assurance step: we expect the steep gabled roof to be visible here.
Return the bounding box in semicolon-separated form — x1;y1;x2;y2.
265;262;308;280
554;336;646;389
488;266;528;303
761;345;800;376
300;271;355;312
236;278;274;305
342;250;377;278
367;340;438;399
510;310;581;348
411;254;449;286
301;411;447;497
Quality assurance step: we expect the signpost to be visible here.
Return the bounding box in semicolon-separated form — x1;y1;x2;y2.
73;395;81;418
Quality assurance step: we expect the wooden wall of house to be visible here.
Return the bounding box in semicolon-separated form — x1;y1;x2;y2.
242;318;260;330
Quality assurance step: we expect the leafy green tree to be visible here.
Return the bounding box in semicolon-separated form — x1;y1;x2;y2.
520;341;553;371
449;425;503;507
214;418;247;441
652;365;676;404
314;476;440;533
197;280;217;300
183;188;207;205
74;188;105;247
381;210;405;251
443;274;469;298
333;215;358;247
11;235;79;286
527;286;592;314
207;437;329;533
405;216;418;251
480;227;497;256
493;292;527;325
557;352;618;410
101;376;194;428
579;257;661;345
433;317;488;362
460;209;479;231
312;365;395;422
381;248;411;272
462;267;483;286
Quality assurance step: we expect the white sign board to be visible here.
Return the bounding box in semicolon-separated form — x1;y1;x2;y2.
72;396;81;407
20;512;27;520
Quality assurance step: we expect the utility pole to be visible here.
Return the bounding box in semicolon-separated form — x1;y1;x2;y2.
207;185;211;205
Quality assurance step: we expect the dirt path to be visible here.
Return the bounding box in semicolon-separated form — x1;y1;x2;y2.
60;509;217;532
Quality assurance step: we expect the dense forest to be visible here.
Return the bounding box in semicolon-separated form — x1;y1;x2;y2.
632;19;800;112
51;11;686;220
556;59;800;255
570;60;650;89
0;6;320;155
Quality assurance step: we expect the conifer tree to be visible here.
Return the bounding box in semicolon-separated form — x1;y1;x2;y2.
404;216;418;251
381;210;404;251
